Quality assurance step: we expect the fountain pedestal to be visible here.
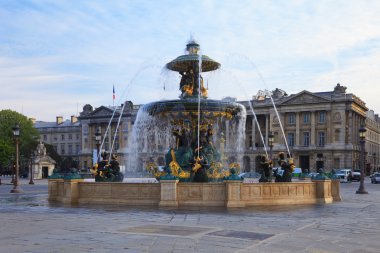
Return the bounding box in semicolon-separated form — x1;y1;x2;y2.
159;180;179;207
225;181;245;208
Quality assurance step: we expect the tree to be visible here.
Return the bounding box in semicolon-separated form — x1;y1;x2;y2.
0;110;40;172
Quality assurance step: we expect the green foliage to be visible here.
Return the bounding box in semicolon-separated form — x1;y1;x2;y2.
44;143;62;166
60;156;79;172
0;110;39;169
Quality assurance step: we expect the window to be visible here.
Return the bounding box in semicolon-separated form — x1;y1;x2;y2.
61;134;65;141
76;145;80;154
335;129;340;142
76;133;80;140
303;132;310;146
288;132;295;147
303;112;310;123
104;138;109;151
318;132;325;147
68;134;72;140
114;135;120;150
334;158;340;169
53;135;57;141
288;113;295;124
318;111;326;123
43;135;47;141
68;144;73;154
61;144;65;155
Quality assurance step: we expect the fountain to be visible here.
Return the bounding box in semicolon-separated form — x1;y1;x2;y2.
48;39;341;207
127;39;246;182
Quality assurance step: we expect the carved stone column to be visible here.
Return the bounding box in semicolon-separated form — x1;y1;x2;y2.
296;112;300;146
252;116;256;150
311;111;315;146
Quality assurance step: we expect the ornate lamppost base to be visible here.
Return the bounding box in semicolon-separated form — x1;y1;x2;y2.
10;186;23;193
356;189;368;194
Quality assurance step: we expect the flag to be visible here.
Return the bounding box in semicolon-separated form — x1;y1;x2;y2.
113;84;115;100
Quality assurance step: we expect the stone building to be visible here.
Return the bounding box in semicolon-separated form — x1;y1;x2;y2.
365;110;380;174
34;115;81;160
239;84;368;173
32;141;56;179
78;102;140;171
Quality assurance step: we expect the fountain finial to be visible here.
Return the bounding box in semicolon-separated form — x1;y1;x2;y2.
186;37;200;55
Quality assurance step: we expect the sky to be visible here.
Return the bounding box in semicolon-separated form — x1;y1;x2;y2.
1;0;380;121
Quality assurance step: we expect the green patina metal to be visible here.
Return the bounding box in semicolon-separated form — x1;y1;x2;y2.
63;168;82;180
48;169;64;179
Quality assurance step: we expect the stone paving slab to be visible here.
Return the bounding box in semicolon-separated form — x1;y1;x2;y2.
1;179;380;252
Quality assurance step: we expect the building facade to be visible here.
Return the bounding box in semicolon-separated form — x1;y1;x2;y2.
365;110;380;174
239;84;368;173
34;115;81;160
77;102;139;171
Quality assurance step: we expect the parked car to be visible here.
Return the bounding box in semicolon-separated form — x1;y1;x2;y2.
308;172;319;179
335;169;352;182
352;170;361;181
371;172;380;184
292;168;302;177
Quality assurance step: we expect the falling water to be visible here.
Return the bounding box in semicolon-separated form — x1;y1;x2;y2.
126;109;172;177
247;100;268;158
266;90;291;157
218;68;268;158
225;54;291;158
197;51;202;158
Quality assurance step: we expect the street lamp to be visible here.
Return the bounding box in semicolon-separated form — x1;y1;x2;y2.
95;128;101;163
356;124;368;194
10;123;23;193
29;152;35;185
268;132;274;160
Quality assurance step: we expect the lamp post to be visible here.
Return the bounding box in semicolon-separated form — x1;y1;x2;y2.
268;132;274;161
10;123;23;193
95;128;101;163
356;125;368;194
29;153;35;185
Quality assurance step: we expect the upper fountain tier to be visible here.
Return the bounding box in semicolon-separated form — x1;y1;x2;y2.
166;40;220;99
142;40;244;120
166;40;220;73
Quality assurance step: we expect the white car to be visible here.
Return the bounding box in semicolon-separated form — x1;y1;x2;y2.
335;169;352;183
371;172;380;184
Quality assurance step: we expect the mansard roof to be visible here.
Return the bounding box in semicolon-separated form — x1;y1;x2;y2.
34;119;80;129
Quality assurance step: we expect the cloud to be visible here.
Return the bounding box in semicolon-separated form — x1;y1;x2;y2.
1;0;380;120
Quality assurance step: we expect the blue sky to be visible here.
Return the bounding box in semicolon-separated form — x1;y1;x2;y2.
1;0;380;121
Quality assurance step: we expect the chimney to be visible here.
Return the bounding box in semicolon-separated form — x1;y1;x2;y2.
56;116;63;125
71;115;78;123
29;118;36;124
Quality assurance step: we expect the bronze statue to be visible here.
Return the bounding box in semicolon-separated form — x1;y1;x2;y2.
258;155;272;182
274;152;294;182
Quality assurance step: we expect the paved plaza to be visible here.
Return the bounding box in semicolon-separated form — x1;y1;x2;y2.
0;178;379;253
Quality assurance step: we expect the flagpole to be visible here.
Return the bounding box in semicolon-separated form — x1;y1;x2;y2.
113;84;115;107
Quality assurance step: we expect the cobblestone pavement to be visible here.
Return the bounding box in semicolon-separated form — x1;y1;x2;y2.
1;178;380;253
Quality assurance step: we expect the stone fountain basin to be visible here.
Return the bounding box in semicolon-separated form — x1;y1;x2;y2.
48;179;341;208
142;98;245;119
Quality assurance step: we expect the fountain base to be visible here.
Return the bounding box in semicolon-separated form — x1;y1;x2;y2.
48;179;341;207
